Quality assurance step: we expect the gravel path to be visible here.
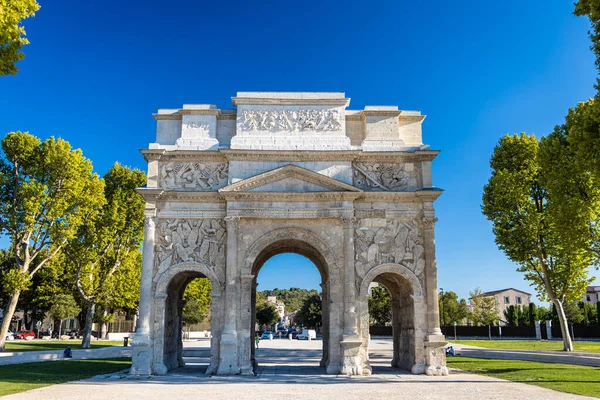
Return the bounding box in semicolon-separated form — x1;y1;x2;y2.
2;339;595;400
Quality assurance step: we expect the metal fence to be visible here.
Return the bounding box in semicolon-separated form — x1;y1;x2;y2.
107;320;135;333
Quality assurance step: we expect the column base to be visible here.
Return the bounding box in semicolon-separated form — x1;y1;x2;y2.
129;333;152;376
340;336;363;376
217;333;239;375
424;333;448;376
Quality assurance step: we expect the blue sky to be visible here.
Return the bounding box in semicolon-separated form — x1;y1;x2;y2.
1;0;599;302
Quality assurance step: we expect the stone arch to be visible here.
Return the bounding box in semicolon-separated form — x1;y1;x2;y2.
242;227;339;277
155;261;222;295
241;226;341;373
152;261;222;375
360;263;423;299
357;263;426;375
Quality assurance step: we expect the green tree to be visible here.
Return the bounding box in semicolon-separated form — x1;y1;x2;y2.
66;163;146;348
0;0;40;75
482;133;593;351
294;294;322;329
0;132;104;350
368;285;391;326
258;287;319;313
529;303;537;326
182;277;212;329
256;301;279;327
468;288;499;339
49;294;79;338
439;290;469;326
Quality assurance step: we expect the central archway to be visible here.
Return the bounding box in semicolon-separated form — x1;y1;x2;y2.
241;227;341;374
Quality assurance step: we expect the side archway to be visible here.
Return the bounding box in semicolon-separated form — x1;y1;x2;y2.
152;261;223;375
358;263;426;374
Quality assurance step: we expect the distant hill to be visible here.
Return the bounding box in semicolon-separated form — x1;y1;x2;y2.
258;287;320;313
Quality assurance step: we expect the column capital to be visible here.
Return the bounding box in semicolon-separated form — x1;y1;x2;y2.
224;216;241;227
144;215;156;230
422;217;438;230
341;216;358;228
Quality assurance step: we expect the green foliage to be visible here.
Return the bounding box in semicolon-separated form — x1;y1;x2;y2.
575;0;600;80
49;294;79;321
0;268;30;296
503;305;531;326
439;290;469;326
368;285;391;326
255;301;279;327
0;0;40;75
579;301;599;325
468;288;499;326
182;278;212;326
482;133;595;350
258;287;319;313
294;294;322;328
529;303;537;326
0;132;104;349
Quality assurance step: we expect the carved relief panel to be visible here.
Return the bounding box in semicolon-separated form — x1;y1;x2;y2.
353;163;418;191
240;109;342;132
354;218;424;280
159;162;228;191
154;219;226;283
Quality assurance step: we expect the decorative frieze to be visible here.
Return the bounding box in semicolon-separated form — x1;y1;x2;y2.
353;163;418;191
354;218;424;279
240;109;342;132
159;162;228;191
154;219;226;282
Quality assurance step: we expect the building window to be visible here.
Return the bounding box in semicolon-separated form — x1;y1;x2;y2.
587;295;592;302
516;296;522;304
504;296;510;304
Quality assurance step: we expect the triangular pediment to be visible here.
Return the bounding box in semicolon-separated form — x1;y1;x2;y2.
219;164;362;193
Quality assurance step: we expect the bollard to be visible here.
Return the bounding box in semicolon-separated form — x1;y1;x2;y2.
289;333;292;341
123;336;129;347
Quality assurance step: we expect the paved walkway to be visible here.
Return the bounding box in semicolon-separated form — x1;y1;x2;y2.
2;340;595;400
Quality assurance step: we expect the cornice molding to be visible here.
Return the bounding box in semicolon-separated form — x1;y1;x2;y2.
232;97;350;107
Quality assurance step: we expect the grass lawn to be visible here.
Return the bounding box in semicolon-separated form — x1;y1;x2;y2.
0;358;131;397
451;339;600;353
448;356;600;398
4;340;125;352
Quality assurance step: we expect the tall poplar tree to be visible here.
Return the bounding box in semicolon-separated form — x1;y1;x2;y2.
482;134;593;351
0;132;104;350
0;0;40;75
66;163;145;348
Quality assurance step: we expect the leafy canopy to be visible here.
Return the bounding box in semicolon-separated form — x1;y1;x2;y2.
368;285;391;327
0;0;40;75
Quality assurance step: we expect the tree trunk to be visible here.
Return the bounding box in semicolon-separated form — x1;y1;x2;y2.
488;324;492;340
0;291;21;351
58;319;63;338
81;301;96;349
100;309;109;340
553;299;574;351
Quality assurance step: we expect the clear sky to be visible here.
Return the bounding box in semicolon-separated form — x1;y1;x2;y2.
1;0;599;303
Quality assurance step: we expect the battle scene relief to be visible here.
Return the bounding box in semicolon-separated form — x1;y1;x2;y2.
353;163;418;191
355;218;424;279
160;162;228;191
154;219;226;282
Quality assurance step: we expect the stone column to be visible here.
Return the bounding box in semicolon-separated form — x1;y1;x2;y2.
130;212;156;376
340;217;362;375
218;216;240;374
535;321;541;340
422;216;448;376
546;320;553;340
423;217;442;336
342;217;359;337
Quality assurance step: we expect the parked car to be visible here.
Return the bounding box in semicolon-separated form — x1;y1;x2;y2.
297;329;316;340
260;331;273;340
15;330;35;340
5;330;15;341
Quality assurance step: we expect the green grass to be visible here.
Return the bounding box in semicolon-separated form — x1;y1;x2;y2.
4;340;125;352
0;358;131;397
447;357;600;398
451;339;600;353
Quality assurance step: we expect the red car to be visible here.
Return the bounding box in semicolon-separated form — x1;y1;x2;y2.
15;330;35;339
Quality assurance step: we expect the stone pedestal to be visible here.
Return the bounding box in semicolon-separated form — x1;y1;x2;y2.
535;320;541;340
129;333;152;376
546;320;553;340
424;334;448;376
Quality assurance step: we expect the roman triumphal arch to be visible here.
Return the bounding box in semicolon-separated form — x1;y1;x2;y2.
130;92;448;376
